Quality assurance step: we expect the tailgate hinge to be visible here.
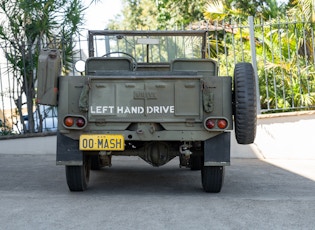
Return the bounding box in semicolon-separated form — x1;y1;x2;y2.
202;80;214;113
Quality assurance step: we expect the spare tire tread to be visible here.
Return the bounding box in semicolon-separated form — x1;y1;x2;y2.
234;62;257;144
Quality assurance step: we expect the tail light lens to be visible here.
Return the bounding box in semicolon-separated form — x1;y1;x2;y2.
63;115;86;129
205;119;215;129
64;117;74;127
217;119;228;129
76;118;85;127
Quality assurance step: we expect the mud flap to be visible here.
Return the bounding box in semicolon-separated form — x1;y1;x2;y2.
204;132;230;166
56;132;83;165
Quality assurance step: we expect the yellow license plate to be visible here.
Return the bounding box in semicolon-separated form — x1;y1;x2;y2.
79;134;124;151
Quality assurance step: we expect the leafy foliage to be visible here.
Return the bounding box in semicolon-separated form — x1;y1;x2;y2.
155;0;207;28
203;0;315;112
110;0;207;30
204;0;287;22
0;0;87;133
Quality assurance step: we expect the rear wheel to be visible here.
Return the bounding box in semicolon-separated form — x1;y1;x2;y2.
66;156;91;191
233;62;257;144
201;166;224;193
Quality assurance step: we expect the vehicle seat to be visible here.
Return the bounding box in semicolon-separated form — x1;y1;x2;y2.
171;58;218;76
86;57;133;75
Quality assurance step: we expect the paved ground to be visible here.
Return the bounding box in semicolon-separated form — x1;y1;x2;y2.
0;154;314;230
0;112;314;229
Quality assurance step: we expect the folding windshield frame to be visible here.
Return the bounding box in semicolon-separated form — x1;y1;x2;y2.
88;30;208;60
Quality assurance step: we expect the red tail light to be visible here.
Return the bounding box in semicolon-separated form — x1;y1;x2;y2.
217;119;228;129
76;118;85;127
205;119;215;129
204;117;228;130
63;116;86;129
64;117;74;127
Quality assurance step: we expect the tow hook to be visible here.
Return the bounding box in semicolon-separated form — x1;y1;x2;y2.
179;142;192;168
179;142;192;156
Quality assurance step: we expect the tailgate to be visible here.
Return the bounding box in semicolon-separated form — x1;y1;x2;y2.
87;75;202;122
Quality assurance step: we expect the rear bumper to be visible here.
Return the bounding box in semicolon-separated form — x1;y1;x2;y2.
57;131;231;166
59;128;229;142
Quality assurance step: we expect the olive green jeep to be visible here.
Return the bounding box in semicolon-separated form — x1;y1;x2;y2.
37;30;257;193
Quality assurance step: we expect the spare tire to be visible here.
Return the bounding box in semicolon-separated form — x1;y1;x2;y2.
233;62;257;144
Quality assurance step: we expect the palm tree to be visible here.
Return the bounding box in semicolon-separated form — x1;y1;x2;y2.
204;0;286;22
0;0;95;133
